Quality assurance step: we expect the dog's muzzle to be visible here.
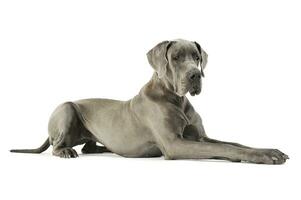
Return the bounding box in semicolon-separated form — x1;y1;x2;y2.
187;69;202;96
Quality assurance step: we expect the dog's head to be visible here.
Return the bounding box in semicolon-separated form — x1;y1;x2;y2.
147;39;208;96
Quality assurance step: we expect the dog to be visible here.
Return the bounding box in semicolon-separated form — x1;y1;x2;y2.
11;39;289;164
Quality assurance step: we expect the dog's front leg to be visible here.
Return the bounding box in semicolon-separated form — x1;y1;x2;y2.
161;137;288;164
200;137;253;149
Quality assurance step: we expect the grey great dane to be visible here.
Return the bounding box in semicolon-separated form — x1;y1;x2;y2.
11;39;289;164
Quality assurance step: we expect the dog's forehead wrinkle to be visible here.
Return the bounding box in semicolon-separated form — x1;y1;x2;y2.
170;40;198;56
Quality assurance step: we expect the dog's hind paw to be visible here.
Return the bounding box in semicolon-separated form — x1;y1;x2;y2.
54;148;78;158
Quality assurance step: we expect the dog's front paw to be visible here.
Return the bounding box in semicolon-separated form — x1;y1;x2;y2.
249;149;289;164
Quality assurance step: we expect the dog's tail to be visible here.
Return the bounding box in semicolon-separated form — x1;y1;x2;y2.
10;137;50;154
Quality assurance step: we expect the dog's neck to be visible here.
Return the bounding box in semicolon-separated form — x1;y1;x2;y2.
142;73;185;105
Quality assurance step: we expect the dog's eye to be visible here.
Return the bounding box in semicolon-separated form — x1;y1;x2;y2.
192;53;199;61
193;54;199;61
173;55;179;60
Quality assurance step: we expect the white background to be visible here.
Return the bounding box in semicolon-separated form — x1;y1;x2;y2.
0;0;300;199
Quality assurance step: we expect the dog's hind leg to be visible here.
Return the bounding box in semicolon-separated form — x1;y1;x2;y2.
81;141;111;154
49;102;88;158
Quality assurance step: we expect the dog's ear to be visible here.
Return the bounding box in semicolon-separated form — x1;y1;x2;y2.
194;42;208;77
147;41;172;78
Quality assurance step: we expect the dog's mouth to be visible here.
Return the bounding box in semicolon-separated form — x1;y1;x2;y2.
188;85;201;96
179;79;202;97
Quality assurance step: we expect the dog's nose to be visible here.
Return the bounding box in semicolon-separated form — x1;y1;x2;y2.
188;71;201;81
